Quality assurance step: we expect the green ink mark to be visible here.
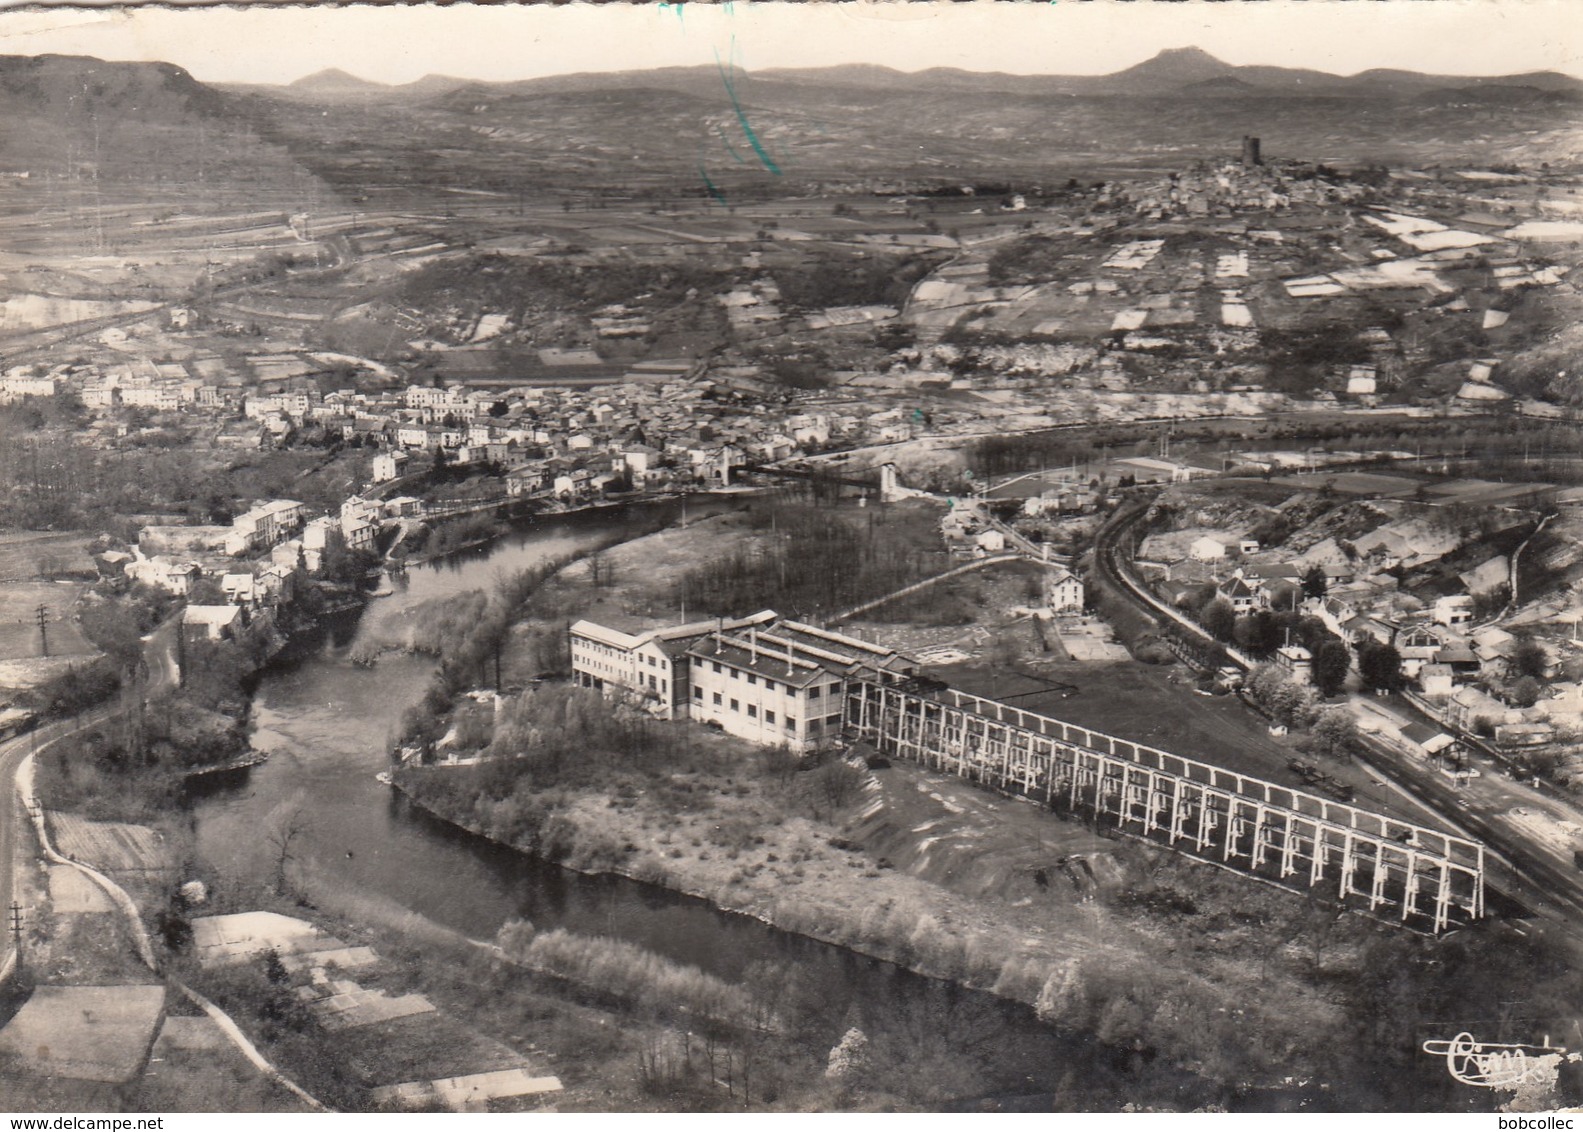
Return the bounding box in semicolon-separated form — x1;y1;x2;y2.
715;43;781;176
698;164;728;206
714;124;748;165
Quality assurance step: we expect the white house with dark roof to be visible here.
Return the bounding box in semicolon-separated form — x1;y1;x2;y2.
1216;574;1258;614
1047;569;1085;613
1397;623;1446;679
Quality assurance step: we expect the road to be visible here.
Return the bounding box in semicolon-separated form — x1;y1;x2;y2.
0;707;116;973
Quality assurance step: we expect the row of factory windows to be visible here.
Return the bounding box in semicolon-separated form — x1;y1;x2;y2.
693;685;845;732
694;657;836;698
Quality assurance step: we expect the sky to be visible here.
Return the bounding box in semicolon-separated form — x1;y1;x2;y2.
0;0;1578;87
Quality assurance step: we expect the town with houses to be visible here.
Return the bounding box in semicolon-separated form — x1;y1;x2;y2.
8;11;1583;1116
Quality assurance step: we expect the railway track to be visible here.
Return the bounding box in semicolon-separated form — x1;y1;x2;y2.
1088;495;1583;930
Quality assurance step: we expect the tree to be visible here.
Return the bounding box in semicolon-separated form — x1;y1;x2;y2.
812;758;863;819
1509;675;1542;709
1301;564;1328;601
1201;598;1237;643
1306;708;1360;762
266;804;309;897
1237;610;1282;656
1312;640;1352;698
1512;637;1549;680
825;1027;872;1084
1357;641;1404;693
1248;663;1317;729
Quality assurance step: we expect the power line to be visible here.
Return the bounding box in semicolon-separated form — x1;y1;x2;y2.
34;604;50;658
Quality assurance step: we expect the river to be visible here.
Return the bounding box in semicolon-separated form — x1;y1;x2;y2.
184;501;1257;1109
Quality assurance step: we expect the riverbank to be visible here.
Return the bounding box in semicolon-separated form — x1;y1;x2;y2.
382;498;1437;1106
395;489;756;571
391;724;1407;1106
179;490;1521;1110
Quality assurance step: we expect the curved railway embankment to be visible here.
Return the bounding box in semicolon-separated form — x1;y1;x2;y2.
1086;496;1583;929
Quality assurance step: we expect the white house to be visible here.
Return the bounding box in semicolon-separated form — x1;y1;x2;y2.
1189;535;1231;562
1047;570;1085;613
1432;594;1474;627
182;604;242;643
372;451;408;483
1419;663;1455;698
570;611;776;720
1275;644;1312;682
221;573;258;605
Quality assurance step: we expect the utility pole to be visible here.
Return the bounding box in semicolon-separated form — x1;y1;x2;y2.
8;902;22;970
34;604;50;658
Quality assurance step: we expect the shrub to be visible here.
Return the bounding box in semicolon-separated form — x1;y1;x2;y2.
499;927;753;1027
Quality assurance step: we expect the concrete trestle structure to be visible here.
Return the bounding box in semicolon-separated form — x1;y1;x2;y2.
845;681;1485;932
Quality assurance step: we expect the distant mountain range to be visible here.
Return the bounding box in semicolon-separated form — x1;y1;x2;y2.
274;67;471;100
1;48;1579;196
247;46;1583;104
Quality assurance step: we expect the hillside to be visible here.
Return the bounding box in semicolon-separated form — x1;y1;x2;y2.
0;53;322;191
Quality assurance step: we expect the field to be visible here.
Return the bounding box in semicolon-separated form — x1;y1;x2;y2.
1273;470;1423;497
0;531;96;580
0;581;95;661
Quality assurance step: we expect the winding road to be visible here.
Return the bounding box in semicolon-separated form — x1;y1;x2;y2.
0;706;116;976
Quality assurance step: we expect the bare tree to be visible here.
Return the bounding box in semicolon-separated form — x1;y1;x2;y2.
267;802;311;897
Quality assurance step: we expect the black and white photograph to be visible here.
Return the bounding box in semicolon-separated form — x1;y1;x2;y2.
0;0;1581;1115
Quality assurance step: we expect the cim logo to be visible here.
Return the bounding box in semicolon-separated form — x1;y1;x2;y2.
1422;1032;1572;1089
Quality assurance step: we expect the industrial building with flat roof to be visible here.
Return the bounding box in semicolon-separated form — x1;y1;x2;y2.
569;612;919;751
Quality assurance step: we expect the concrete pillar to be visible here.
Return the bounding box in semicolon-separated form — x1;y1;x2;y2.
1339;833;1357;900
1252;804;1270;868
1280;813;1298;879
1369;844;1388;911
1434;863;1452;933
